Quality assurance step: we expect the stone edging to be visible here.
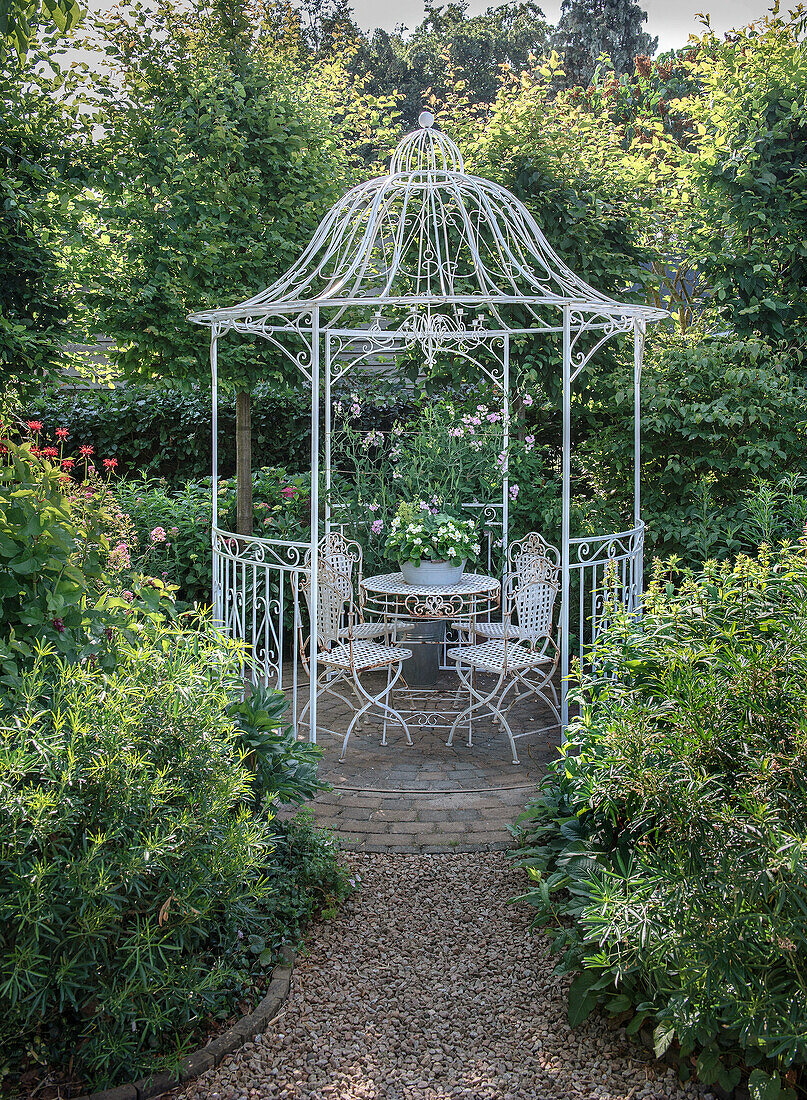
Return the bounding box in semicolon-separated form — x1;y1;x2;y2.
72;946;295;1100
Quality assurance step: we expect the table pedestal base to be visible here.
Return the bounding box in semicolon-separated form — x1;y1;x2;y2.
396;620;446;688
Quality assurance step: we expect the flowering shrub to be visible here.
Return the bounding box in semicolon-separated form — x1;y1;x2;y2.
0;441;174;688
514;546;807;1099
385;502;480;566
115;467;311;606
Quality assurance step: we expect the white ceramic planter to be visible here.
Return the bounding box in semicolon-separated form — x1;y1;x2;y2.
400;559;467;586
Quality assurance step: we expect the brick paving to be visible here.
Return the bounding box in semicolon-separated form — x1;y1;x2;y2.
291;669;561;852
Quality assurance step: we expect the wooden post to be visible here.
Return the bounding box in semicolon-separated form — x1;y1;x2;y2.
236;389;252;538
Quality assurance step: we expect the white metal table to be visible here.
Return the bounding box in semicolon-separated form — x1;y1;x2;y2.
360;571;500;624
360;572;501;727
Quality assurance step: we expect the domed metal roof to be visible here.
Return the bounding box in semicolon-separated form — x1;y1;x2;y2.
190;112;666;329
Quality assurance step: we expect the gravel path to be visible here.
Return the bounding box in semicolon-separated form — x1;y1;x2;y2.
185;852;706;1100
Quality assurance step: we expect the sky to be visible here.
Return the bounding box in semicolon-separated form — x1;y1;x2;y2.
350;0;776;53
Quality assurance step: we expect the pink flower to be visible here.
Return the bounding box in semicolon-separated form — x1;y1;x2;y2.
26;420;43;434
150;526;167;542
79;445;94;458
509;484;520;501
281;486;297;500
371;518;383;535
55;427;69;440
122;590;134;603
487;412;501;423
448;426;464;438
367;501;380;513
108;542;131;571
103;458;118;470
170;526;179;535
52;617;65;633
522;394;534;407
525;434;535;452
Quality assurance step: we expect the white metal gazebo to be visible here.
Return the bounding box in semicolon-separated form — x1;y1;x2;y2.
189;112;667;742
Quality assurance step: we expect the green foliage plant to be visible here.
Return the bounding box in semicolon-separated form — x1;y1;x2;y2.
0;33;88;405
513;545;807;1098
114;466;310;606
228;684;325;808
0;618;348;1089
682;13;807;343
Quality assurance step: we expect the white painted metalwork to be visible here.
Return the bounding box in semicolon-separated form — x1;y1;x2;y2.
189;113;667;745
447;569;561;764
298;564;412;760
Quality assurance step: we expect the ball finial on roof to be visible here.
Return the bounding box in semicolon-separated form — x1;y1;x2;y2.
418;109;435;129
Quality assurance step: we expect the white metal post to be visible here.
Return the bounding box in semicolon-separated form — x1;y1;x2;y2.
210;327;220;624
634;318;646;599
308;309;320;744
324;334;332;534
560;306;572;735
502;335;510;567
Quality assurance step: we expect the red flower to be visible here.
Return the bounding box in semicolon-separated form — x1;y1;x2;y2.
30;446;41;457
79;445;94;458
103;457;118;470
26;420;43;434
62;458;75;469
281;486;297;500
55;427;69;439
42;446;59;458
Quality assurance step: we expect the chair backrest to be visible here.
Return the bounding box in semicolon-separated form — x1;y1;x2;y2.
300;563;352;651
302;533;363;651
510;571;559;646
507;531;560;587
505;534;560;647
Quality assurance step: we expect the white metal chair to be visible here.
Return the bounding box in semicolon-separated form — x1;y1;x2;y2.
468;531;559;643
305;532;389;643
299;563;413;760
446;564;561;764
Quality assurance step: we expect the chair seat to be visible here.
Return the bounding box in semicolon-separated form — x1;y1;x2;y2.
341;621;388;641
319;640;412;672
470;621;520;641
447;640;552;674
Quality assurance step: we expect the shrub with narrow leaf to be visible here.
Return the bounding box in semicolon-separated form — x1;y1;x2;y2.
514;546;807;1099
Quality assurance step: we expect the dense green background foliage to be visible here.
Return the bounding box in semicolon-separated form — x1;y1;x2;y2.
0;38;86;404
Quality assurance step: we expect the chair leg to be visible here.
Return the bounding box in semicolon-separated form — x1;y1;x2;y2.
382;662;392;746
340;662;411;761
449;666;521;763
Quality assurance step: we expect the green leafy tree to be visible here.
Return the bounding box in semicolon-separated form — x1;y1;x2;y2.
80;0;355;533
552;0;657;87
683;15;807;343
0;0;80;60
350;1;550;120
0;35;87;407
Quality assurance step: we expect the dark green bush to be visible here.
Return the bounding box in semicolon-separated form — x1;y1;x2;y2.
0;620;348;1090
514;547;807;1099
583;332;807;561
29;378;416;485
229;685;323;808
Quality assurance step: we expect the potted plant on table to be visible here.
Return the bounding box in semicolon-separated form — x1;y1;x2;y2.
386;501;481;585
